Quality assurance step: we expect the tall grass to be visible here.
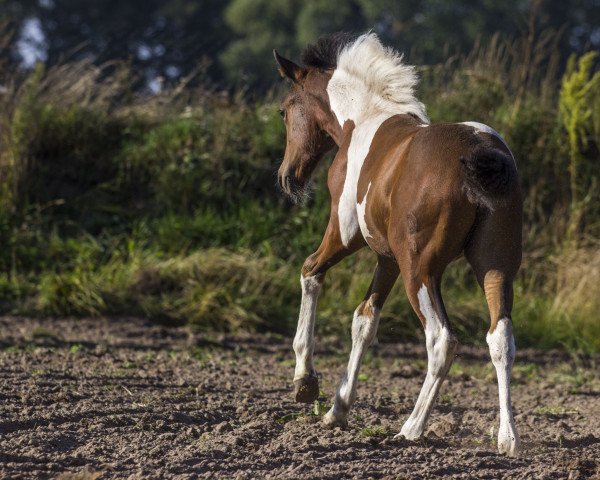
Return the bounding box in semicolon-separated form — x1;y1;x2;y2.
0;26;599;352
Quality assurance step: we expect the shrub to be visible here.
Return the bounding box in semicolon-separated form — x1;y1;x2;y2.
0;35;598;353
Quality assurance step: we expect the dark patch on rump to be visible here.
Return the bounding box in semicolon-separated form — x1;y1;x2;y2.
460;146;518;210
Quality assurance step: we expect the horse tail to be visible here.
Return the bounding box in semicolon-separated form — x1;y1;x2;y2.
461;146;518;211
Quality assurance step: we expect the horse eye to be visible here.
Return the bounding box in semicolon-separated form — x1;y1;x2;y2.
279;108;286;118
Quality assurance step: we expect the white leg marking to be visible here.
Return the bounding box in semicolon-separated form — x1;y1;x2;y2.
356;182;373;240
461;121;517;168
293;275;321;381
487;317;521;457
323;298;380;426
396;284;457;440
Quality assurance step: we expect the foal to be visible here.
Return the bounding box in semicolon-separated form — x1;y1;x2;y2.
274;33;522;457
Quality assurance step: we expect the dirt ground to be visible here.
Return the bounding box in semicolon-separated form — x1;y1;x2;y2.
0;317;599;479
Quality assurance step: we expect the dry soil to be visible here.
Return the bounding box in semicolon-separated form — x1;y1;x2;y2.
0;316;599;479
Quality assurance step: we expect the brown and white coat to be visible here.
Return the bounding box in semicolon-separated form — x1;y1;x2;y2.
274;33;522;456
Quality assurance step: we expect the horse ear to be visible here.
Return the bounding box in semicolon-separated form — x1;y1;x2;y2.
273;50;306;83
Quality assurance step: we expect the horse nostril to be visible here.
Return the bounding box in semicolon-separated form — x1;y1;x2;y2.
278;173;289;191
278;172;299;196
277;173;286;191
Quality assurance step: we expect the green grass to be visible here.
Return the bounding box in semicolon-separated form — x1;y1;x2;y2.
533;406;579;416
449;362;493;380
0;35;598;353
359;426;388;438
276;412;305;424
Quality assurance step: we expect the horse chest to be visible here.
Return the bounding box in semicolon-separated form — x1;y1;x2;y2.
337;115;391;247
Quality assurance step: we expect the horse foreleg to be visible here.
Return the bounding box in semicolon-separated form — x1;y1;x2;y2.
293;272;323;402
293;224;364;403
323;256;398;426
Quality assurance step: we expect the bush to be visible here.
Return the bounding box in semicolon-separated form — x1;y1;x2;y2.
0;35;598;353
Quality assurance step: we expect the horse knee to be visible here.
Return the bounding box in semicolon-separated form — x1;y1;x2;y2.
300;272;322;294
301;251;325;278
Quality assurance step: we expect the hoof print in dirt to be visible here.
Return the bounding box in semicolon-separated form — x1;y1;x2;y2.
426;414;459;438
293;375;319;403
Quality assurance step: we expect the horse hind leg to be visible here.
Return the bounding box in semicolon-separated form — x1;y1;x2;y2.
465;210;522;456
323;257;399;427
487;307;520;456
396;275;458;440
475;270;520;456
478;270;521;456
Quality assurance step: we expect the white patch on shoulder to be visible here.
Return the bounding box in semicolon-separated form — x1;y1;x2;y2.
325;33;431;246
333;114;391;246
356;182;372;240
461;121;516;168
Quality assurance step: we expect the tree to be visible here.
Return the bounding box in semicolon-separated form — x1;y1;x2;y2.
220;0;301;89
1;0;599;90
0;0;231;90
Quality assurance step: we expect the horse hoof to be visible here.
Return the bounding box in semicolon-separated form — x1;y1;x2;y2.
293;375;319;403
323;411;348;429
397;421;423;441
498;435;521;457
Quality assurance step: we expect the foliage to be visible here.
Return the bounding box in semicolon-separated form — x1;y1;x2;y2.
2;0;600;90
559;52;600;236
0;32;599;353
0;0;231;89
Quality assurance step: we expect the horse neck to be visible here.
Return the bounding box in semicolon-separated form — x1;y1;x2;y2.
328;79;370;128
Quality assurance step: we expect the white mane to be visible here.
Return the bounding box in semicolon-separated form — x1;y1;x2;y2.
327;33;429;125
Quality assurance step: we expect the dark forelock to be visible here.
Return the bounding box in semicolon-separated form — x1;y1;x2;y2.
300;32;358;70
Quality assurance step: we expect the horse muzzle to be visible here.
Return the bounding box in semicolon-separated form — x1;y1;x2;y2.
278;171;304;198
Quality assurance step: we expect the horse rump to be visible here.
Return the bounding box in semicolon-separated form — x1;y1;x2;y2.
460;146;518;210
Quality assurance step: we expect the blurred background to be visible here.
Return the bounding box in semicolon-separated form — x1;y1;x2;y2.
0;0;599;352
